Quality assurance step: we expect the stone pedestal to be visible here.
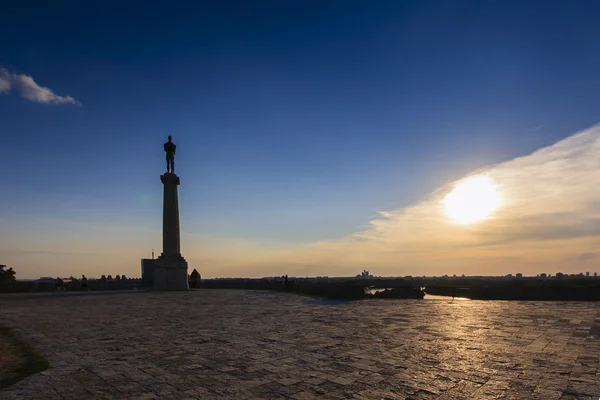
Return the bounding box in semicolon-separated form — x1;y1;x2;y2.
153;254;188;291
153;173;189;291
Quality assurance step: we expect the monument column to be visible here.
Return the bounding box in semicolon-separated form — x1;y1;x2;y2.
161;173;181;256
153;172;189;291
153;136;188;291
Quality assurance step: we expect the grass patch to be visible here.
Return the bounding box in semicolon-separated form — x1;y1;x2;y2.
0;326;49;390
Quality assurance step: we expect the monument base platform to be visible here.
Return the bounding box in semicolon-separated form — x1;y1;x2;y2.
153;254;188;291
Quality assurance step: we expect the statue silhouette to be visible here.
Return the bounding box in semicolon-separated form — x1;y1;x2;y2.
164;136;176;173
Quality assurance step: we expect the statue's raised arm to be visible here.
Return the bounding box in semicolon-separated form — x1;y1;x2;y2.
164;135;176;173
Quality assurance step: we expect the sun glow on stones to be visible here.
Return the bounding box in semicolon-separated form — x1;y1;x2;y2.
444;175;500;224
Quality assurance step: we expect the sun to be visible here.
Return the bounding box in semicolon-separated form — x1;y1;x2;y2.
444;175;500;224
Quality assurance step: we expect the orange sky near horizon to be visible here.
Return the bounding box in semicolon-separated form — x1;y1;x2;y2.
2;125;599;280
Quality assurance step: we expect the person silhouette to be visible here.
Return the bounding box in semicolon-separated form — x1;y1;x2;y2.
164;136;177;173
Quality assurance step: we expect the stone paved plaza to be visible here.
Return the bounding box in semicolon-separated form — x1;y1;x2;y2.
1;290;600;399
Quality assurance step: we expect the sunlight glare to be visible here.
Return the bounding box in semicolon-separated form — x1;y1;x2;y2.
444;175;500;224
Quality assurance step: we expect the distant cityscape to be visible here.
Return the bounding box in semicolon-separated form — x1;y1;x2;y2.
3;263;599;283
206;270;600;282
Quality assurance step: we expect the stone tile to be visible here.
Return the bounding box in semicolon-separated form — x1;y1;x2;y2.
2;290;600;399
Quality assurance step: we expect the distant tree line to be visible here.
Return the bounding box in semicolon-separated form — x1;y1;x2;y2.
200;277;424;300
420;277;600;300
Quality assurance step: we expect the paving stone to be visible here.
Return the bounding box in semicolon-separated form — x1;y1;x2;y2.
1;290;600;399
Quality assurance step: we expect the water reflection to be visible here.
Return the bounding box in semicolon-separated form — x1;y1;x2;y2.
366;287;470;300
424;294;470;301
422;286;470;301
366;288;392;295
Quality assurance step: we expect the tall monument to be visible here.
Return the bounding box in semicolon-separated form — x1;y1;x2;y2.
153;136;189;291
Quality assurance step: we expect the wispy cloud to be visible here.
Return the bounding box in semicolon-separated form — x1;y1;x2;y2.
265;125;600;276
3;125;600;278
0;68;80;105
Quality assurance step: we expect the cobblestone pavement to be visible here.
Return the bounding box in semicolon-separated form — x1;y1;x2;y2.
1;290;600;399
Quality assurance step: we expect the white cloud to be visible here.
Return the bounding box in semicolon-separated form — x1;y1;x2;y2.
2;124;600;278
0;69;12;93
263;125;600;276
0;67;80;105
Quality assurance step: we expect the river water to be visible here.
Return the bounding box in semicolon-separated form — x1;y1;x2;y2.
366;287;470;300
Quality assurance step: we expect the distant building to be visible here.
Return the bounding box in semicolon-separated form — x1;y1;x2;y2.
516;273;523;279
357;270;372;279
141;259;156;286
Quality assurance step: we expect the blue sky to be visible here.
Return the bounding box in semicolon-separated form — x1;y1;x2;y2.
1;1;600;278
